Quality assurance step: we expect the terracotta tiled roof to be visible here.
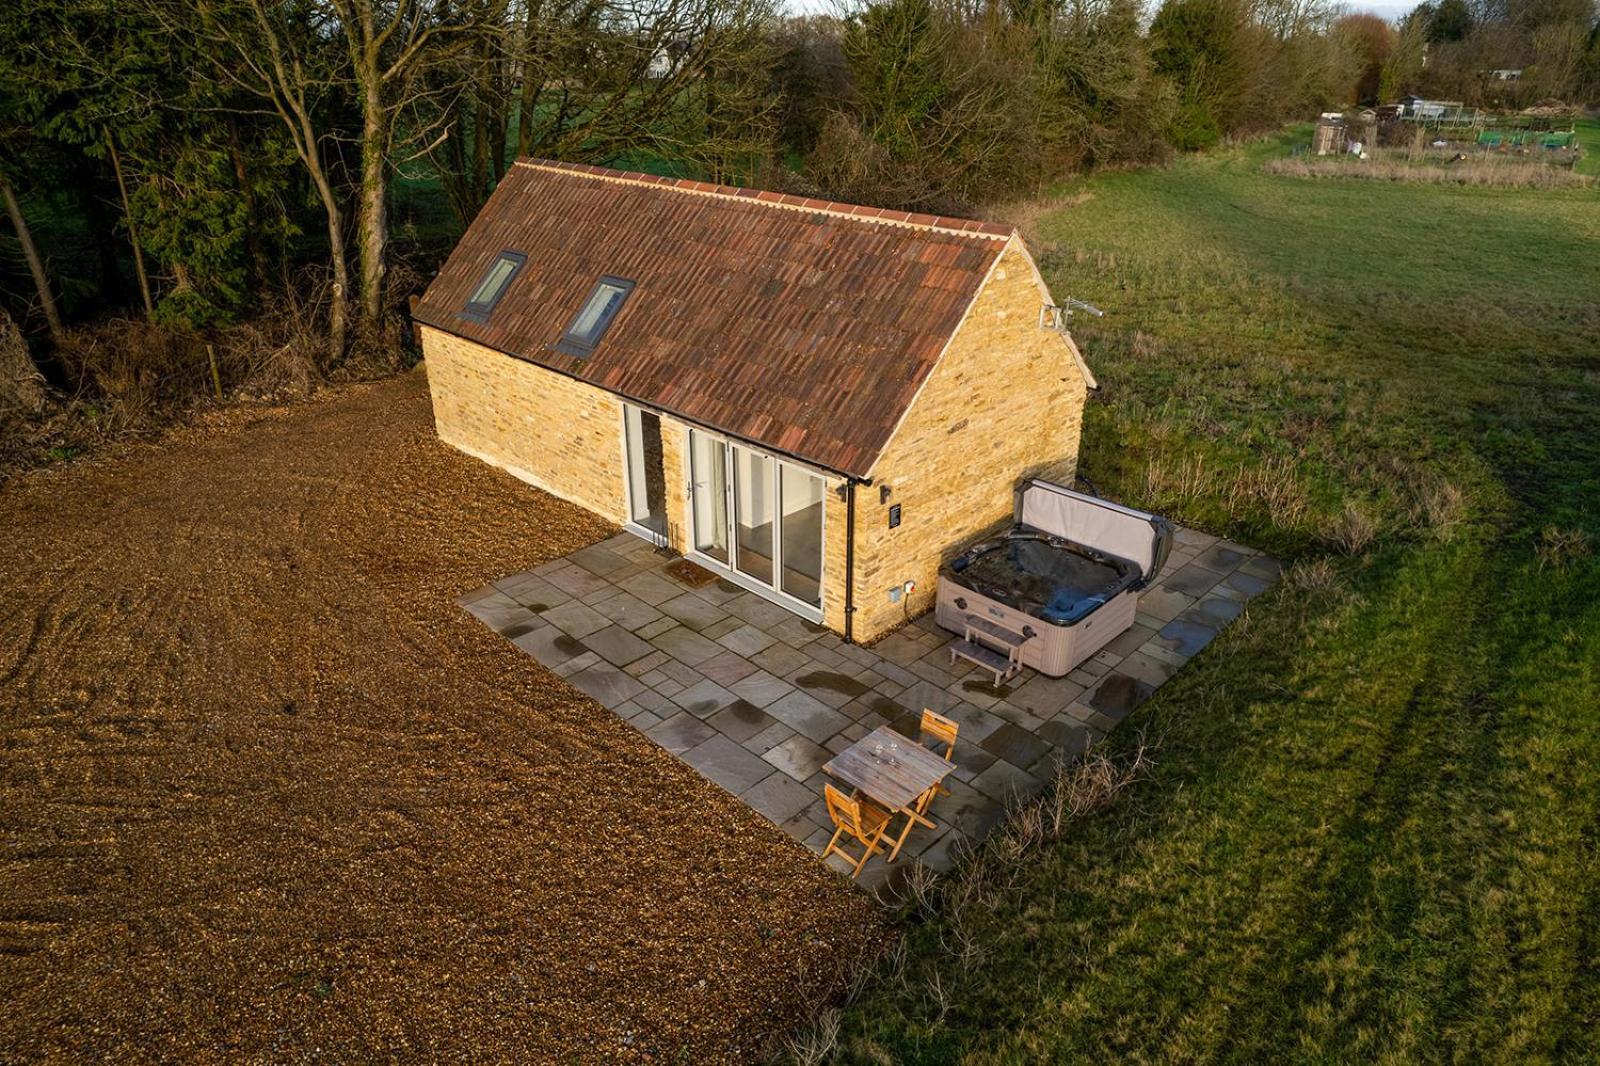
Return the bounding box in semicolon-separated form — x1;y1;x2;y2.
412;159;1013;476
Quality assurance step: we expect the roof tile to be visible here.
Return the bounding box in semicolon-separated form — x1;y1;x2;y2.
412;159;1008;476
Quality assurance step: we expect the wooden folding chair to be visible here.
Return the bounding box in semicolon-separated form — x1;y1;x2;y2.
822;782;895;878
880;709;962;863
920;709;958;761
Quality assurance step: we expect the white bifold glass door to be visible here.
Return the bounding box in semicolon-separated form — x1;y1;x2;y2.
623;406;669;538
687;429;824;614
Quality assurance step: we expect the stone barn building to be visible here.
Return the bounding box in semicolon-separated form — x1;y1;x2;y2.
412;159;1096;644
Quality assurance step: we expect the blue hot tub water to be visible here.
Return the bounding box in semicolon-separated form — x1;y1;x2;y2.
946;532;1141;626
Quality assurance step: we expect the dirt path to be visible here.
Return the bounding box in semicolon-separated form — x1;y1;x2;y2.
0;370;874;1062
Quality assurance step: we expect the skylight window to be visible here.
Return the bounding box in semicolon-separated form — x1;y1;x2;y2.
555;276;635;357
462;251;526;321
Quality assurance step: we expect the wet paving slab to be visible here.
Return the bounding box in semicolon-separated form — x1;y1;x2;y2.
462;526;1279;891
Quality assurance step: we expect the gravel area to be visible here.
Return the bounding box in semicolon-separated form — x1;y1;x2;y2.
0;370;876;1062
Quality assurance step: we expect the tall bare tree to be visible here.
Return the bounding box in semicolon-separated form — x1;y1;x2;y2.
330;0;493;334
172;0;354;355
0;175;65;345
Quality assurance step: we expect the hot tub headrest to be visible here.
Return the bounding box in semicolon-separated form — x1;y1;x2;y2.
1014;479;1173;586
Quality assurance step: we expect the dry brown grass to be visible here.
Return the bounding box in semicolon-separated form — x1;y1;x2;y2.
1535;524;1594;570
2;293;412;476
1262;155;1591;188
1143;451;1313;536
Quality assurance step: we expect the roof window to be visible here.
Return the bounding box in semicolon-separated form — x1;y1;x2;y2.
462;251;526;321
555;276;635;356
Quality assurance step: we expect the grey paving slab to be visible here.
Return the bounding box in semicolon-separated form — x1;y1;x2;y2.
766;614;827;649
705;700;780;743
465;596;537;634
623;648;672;677
915;829;972;875
1008;673;1087;719
568;544;636;577
749;641;813;678
1086;672;1155;721
651;624;726;666
614;569;687;606
1119;650;1180;687
465;520;1276;891
765;689;852;743
940;702;1008;744
458;583;503;606
1173;526;1219;550
1037;716;1096;757
763;734;832;782
725;592;798;629
1101;622;1159;660
981;722;1052;769
840;692;913;724
686;576;748;606
646;712;717;754
740;772;818;824
657;592;729;631
894;679;963;716
740;720;796;755
698;649;760;687
946;738;999;783
727;669;795;708
512;624;589;665
583;625;659;668
553;651;599;678
716;623;776;658
588;590;665;631
498;573;571;610
542;561;616;599
634;617;678;640
1152;617;1220;659
1188;594;1247;628
787;667;874;709
939;778;1009;839
1162;563;1227;598
657;657;704;686
682;734;775;794
970;759;1043;805
631;688;678;717
567;662;647;705
1137;585;1195;624
673;678;741;719
540;600;613;639
702;616;744;641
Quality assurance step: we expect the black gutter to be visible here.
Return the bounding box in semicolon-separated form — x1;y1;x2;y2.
843;479;857;644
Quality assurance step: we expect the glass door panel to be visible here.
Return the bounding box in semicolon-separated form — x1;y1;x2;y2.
732;445;774;585
779;465;824;606
689;431;729;563
623;406;668;536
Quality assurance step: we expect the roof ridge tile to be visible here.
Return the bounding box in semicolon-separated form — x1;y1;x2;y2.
512;157;1014;242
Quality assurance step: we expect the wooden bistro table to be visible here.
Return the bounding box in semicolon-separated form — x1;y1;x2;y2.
823;725;955;864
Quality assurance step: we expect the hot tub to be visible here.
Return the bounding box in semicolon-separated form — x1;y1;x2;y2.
936;480;1172;678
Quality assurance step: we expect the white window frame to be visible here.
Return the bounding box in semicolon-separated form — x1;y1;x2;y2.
620;404;670;547
682;425;828;624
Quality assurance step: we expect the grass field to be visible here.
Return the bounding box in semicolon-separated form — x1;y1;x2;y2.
816;130;1600;1060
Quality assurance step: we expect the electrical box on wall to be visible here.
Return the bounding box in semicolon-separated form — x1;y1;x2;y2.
888;504;902;528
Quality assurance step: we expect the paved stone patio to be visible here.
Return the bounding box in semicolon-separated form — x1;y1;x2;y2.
460;526;1279;890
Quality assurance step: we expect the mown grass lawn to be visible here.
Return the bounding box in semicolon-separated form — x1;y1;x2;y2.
820;131;1600;1061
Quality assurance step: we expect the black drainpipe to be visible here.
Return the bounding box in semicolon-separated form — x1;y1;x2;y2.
843;479;857;644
